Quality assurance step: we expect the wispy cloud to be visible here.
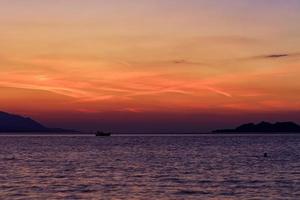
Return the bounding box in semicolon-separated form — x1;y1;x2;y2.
203;86;232;97
264;54;290;58
172;59;206;65
250;53;300;60
0;80;87;99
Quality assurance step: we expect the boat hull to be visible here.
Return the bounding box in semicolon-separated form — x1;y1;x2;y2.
95;132;111;137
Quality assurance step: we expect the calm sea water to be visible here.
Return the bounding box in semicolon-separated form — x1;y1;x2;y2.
0;135;299;199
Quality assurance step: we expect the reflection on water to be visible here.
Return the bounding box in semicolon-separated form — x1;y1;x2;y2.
0;135;299;199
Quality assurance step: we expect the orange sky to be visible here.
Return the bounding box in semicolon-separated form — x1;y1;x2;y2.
1;1;300;132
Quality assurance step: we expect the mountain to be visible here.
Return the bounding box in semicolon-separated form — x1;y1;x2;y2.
0;111;72;133
213;121;300;133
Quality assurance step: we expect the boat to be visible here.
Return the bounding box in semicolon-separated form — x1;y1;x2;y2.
95;131;111;136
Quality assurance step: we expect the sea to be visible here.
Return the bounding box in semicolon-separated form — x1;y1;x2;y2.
0;134;299;200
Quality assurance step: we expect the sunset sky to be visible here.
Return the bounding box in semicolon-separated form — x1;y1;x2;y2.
1;0;300;132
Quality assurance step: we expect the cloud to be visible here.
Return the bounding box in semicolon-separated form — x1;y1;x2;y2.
203;86;232;98
172;59;205;65
0;80;87;99
265;54;290;58
251;53;300;60
239;53;300;62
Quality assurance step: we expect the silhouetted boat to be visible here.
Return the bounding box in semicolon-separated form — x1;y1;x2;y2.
95;131;111;137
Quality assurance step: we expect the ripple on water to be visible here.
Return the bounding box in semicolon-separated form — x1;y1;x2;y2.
0;135;299;199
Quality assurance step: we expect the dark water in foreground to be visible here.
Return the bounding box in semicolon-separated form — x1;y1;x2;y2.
0;135;299;200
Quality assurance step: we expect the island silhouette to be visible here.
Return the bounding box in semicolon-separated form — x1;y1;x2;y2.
0;111;72;133
213;121;300;133
2;110;300;134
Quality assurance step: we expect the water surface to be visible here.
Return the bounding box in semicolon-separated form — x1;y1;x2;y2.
0;135;299;199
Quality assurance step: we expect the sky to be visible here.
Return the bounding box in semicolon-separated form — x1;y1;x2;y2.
1;0;300;132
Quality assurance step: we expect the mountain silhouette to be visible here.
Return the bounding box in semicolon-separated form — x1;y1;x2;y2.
0;111;71;133
213;121;300;133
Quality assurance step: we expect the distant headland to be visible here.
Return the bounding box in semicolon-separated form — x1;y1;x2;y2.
0;111;74;133
213;121;300;133
2;110;300;134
